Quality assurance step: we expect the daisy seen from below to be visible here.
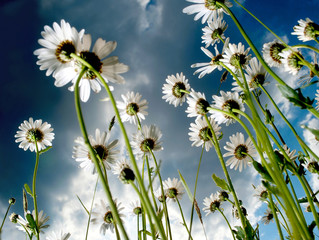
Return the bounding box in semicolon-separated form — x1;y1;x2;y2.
131;125;163;159
182;0;233;24
211;90;245;126
201;12;227;47
188;116;221;152
302;157;319;174
232;57;269;92
261;208;274;225
279;48;304;75
91;199;124;235
129;201;143;216
162;72;190;107
46;231;71;240
34;19;84;77
15;117;54;152
55;34;129;102
112;158;135;183
291;18;319;42
72;128;119;174
192;37;229;78
186;90;211;119
262;39;286;67
253;184;268;202
163;177;184;202
221;42;251;72
202;193;222;216
117;91;148;125
16;210;50;235
223;132;257;172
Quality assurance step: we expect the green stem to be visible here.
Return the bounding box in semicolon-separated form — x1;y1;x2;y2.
114;222;121;240
176;198;193;240
217;208;236;240
0;202;13;234
32;140;40;240
292;44;319;55
137;214;140;240
268;194;284;240
73;67;129;240
85;177;99;240
70;53;166;240
145;155;158;211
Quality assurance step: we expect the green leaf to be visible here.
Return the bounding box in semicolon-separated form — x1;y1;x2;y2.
262;181;280;195
178;170;193;201
277;84;314;109
24;184;33;196
252;161;273;183
212;174;229;191
298;196;308;203
77;195;89;215
26;213;37;233
233;226;245;240
264;109;274;124
38;146;52;155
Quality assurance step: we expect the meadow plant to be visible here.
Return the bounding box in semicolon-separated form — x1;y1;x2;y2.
2;1;319;239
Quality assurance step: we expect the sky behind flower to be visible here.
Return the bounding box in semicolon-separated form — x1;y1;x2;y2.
1;0;319;239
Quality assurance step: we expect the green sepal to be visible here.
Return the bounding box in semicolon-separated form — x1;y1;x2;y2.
212;174;229;191
252;161;273;183
24;184;33;197
277;84;314;109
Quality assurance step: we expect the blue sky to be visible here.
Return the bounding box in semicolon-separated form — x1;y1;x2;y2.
1;0;319;239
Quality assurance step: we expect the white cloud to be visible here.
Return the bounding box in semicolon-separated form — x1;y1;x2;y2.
300;113;319;156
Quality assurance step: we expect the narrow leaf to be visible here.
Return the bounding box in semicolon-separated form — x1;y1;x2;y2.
38;146;52;155
24;184;32;196
77;195;89;215
212;174;229;191
178;170;193;201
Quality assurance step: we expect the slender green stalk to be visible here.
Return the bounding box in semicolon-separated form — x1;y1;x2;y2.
114;222;121;240
292;44;319;55
268;194;284;240
145;155;158;211
85;177;99;240
137;214;140;240
0;201;14;234
217;208;236;240
73;67;129;240
176;198;193;240
70;53;166;239
32;140;40;240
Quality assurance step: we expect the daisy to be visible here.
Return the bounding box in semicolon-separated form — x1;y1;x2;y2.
15;117;54;152
232;57;269;92
186;90;210;119
279;49;304;75
162;72;190;107
131;125;163;159
163;177;184;202
129;201;143;216
117;92;148;125
201;12;228;47
261;208;274;225
72;128;119;174
188;116;221;152
262;39;286;67
91;199;125;235
112;159;135;183
211;91;245;126
34;20;84;77
315;89;319;111
154;187;167;203
16;210;50;235
202;193;222;216
292;18;319;42
217;190;229;201
253;184;268;201
223;132;257;172
182;0;233;24
281;145;298;161
302;157;319;174
46;231;71;240
221;42;251;72
192;37;229;78
55;34;129;102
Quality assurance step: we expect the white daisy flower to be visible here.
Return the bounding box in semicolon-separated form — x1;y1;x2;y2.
91;199;125;235
186;90;211;119
182;0;232;24
223;132;258;172
188;116;221;152
34;20;84;77
163;177;184;202
292;18;319;42
16;210;50;235
211;91;245;126
262;39;286;67
129;201;143;216
72;129;119;174
201;12;227;47
232;57;269;92
253;184;268;201
221;42;251;72
131;125;163;159
46;231;71;240
302;157;319;174
202;193;222;216
281;145;298;161
279;49;304;75
192;37;229;78
112;159;135;183
117;92;148;125
261;208;274;225
15;117;54;152
315;89;319;111
55;34;129;102
162;72;190;107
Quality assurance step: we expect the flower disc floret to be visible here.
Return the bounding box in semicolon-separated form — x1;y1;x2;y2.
262;40;285;67
279;49;304;75
221;42;251;72
186;90;211;119
163;177;184;201
292;18;319;42
203;193;221;215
